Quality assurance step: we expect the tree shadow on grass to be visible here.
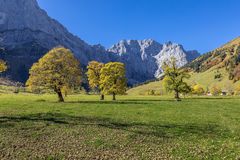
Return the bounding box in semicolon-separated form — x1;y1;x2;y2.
64;101;150;105
0;113;228;139
185;97;238;100
122;99;175;102
125;98;238;102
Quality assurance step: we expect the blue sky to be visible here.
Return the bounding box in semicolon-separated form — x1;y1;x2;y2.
37;0;240;53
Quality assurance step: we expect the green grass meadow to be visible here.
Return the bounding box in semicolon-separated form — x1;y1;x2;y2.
0;94;240;159
127;67;240;96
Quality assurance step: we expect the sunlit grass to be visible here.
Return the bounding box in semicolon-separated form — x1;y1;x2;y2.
127;67;240;96
0;94;239;159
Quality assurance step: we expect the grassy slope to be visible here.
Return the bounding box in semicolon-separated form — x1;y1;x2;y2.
188;67;240;90
128;37;240;96
220;36;240;49
127;67;240;95
0;78;24;94
0;94;240;159
127;81;164;95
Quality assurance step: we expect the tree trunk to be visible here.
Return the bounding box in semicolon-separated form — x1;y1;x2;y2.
100;94;105;100
56;90;64;102
174;91;181;101
112;92;116;101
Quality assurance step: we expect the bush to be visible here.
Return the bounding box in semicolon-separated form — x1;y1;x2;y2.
234;86;240;96
192;84;205;95
214;73;222;80
13;87;20;94
148;90;155;95
210;85;222;96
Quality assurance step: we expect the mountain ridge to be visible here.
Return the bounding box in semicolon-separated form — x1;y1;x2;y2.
0;0;200;84
128;36;240;95
220;37;240;49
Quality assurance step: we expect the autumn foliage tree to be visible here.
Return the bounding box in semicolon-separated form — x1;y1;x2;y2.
0;59;7;73
87;61;105;100
100;62;127;100
192;84;205;95
210;85;222;96
26;47;82;102
162;58;191;101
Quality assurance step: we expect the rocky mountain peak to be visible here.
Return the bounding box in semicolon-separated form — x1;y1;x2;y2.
163;41;183;50
0;0;200;84
108;39;162;56
0;0;45;31
164;41;173;46
107;39;200;83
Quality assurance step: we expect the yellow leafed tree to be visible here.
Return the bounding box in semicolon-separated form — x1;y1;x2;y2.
0;59;7;73
210;85;222;96
100;62;127;100
87;61;105;100
162;57;191;101
192;84;205;95
26;47;82;102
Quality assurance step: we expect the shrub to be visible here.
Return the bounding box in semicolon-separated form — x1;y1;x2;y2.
234;86;240;96
210;85;222;96
148;90;155;95
192;84;205;95
13;87;19;94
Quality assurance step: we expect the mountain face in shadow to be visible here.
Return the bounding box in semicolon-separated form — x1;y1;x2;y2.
0;0;200;84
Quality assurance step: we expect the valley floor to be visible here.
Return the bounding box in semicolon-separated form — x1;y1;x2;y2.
0;94;239;159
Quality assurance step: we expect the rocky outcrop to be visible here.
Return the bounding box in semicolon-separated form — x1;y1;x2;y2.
108;40;200;83
108;39;163;84
0;0;200;84
0;0;114;82
154;42;199;78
